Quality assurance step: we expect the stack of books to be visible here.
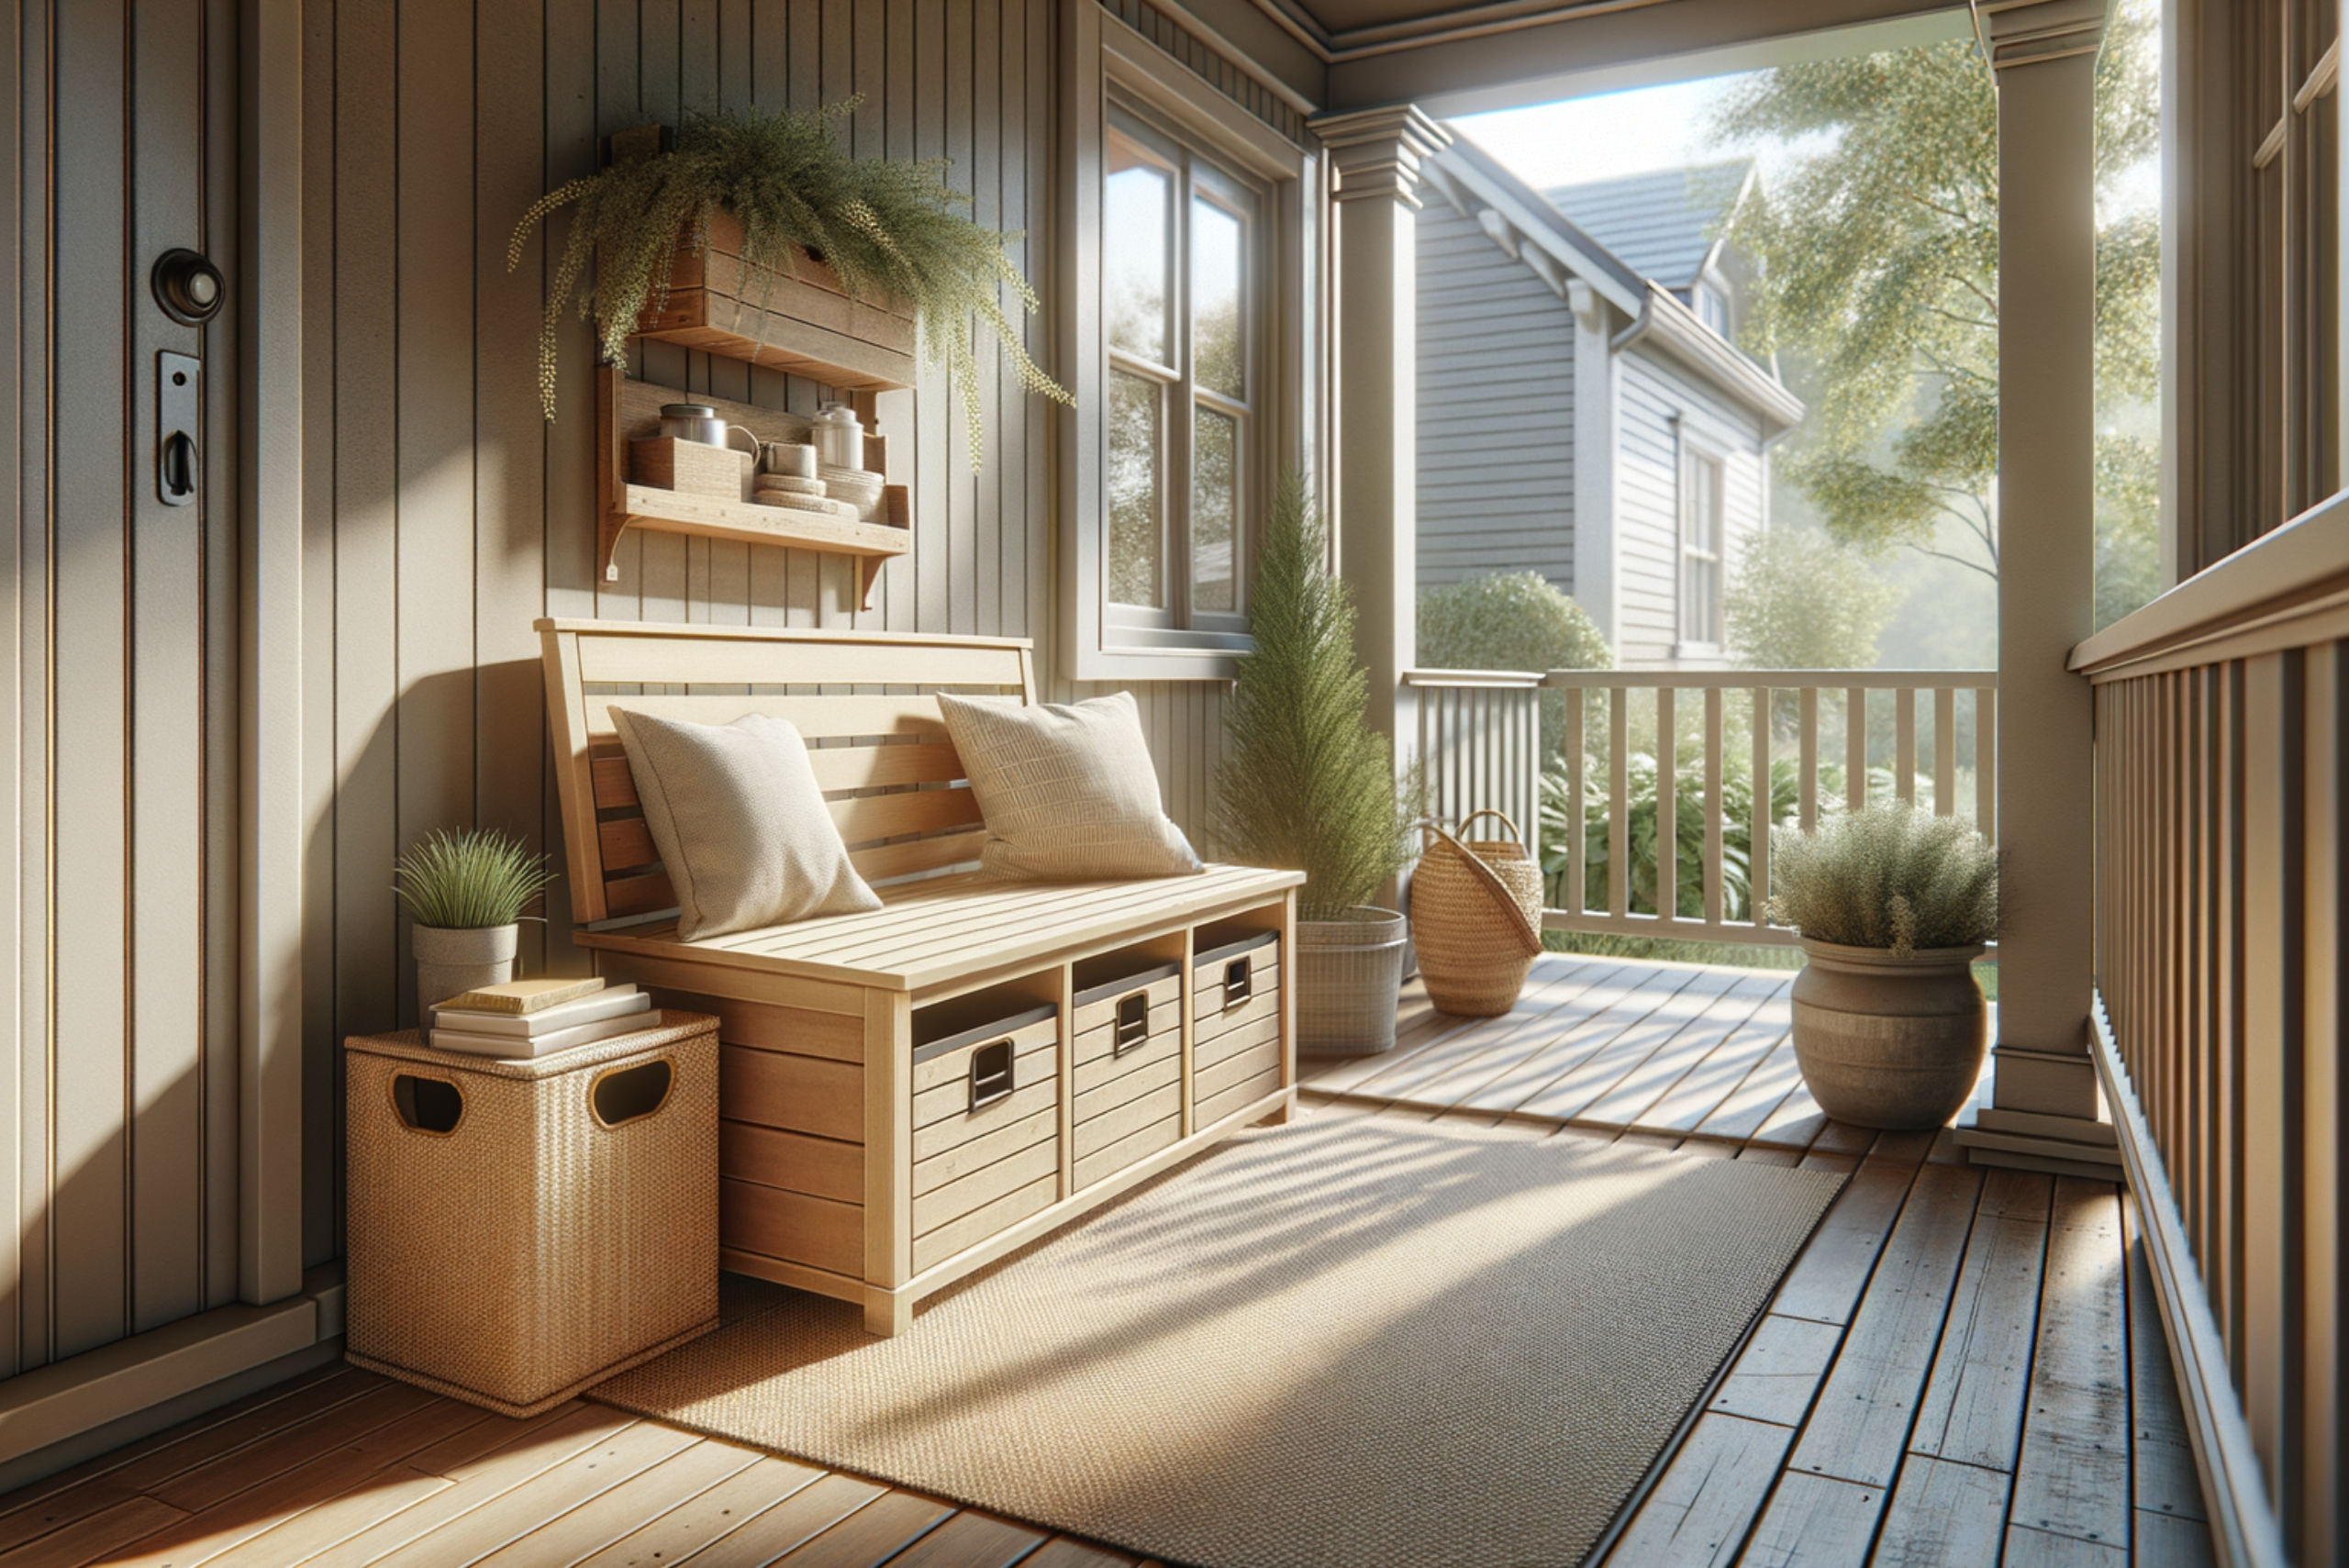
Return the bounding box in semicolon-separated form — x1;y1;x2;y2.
429;976;654;1058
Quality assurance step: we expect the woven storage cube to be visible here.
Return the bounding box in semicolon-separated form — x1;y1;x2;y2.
344;1011;720;1416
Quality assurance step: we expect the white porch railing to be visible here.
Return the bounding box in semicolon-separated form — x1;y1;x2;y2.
1405;668;1998;949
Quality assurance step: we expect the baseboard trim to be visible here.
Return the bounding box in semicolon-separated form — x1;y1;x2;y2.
2088;996;2286;1568
0;1264;347;1487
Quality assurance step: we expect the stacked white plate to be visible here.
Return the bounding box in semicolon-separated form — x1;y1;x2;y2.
755;473;828;498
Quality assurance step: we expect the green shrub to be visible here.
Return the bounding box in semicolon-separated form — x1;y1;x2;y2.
1723;528;1897;671
1417;572;1611;755
393;828;558;930
1767;805;1998;954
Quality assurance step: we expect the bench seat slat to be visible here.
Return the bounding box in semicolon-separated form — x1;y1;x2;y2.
586;693;956;743
583;863;1301;992
596;788;985;873
590;741;968;809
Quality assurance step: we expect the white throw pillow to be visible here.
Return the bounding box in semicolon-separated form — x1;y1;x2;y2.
936;691;1205;881
608;707;883;940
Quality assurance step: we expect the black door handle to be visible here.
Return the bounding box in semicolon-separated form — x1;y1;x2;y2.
160;432;196;506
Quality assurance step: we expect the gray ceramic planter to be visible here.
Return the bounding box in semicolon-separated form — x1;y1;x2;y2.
1789;937;1987;1130
1296;906;1409;1056
412;923;518;1011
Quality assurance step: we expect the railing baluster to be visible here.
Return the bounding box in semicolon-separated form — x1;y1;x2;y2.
1975;685;1998;840
1896;687;1916;805
1846;684;1868;812
1799;686;1820;831
1704;688;1724;926
1751;686;1771;928
1566;684;1586;917
1934;687;1955;816
1656;687;1676;921
1609;686;1630;919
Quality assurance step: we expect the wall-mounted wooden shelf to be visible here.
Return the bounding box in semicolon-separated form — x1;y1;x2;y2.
596;365;910;606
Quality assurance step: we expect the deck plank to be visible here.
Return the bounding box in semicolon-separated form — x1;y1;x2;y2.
1448;967;1717;1116
1869;1453;2009;1567
1909;1173;2052;1471
774;1489;956;1565
1606;1412;1796;1567
361;1419;702;1568
1737;1471;1884;1567
1640;1003;1795;1132
582;1470;885;1568
1770;1161;1919;1327
2122;1203;2206;1524
2007;1179;2132;1553
1788;1162;1981;1487
1696;1039;1807;1142
1512;971;1746;1121
469;1439;769;1568
877;1508;1048;1566
1341;961;1629;1106
2001;1522;2128;1565
1709;1315;1844;1429
2130;1509;2216;1567
295;1407;643;1568
1574;977;1788;1129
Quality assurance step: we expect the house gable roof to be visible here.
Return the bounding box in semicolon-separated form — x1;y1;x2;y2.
1545;161;1755;290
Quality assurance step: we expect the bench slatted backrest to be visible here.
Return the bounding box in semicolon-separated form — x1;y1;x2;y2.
538;619;1036;926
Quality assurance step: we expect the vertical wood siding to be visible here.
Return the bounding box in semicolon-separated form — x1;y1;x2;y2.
1612;350;1765;668
0;0;243;1376
1413;201;1575;594
295;0;1230;1267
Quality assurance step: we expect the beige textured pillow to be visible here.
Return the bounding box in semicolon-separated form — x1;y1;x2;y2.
608;707;883;940
936;691;1205;881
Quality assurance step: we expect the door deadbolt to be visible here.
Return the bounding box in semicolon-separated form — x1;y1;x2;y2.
158;351;199;507
152;249;225;326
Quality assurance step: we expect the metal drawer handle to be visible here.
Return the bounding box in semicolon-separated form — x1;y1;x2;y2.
970;1039;1015;1110
1113;992;1150;1055
1224;956;1253;1007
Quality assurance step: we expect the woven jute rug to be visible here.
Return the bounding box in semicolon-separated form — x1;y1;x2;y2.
591;1114;1844;1568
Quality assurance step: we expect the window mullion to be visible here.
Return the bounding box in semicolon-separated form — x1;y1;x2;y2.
1173;150;1197;630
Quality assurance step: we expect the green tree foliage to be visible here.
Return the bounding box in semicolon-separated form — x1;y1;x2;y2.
1417;571;1613;756
511;100;1070;460
1215;473;1411;920
1723;528;1898;669
1711;5;2159;622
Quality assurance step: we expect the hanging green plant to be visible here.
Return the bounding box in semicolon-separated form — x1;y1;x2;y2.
508;99;1069;461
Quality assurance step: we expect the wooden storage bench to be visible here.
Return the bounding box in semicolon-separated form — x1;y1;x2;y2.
539;619;1302;1335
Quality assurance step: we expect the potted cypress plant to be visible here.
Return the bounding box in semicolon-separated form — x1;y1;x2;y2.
395;828;559;1010
1769;805;1999;1129
1215;473;1414;1055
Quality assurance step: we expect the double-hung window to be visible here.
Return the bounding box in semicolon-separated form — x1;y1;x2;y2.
1104;109;1264;646
1063;5;1317;682
1680;448;1726;651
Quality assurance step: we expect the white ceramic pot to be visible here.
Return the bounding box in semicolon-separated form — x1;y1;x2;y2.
1790;937;1987;1130
1295;906;1410;1056
412;923;518;1011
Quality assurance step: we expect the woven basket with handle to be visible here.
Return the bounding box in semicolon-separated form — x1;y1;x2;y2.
1411;808;1545;1017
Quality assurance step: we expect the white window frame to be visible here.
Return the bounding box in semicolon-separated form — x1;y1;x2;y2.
1677;439;1728;656
1060;5;1319;683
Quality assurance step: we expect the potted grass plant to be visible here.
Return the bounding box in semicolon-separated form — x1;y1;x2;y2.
508;100;1069;459
395;828;559;1010
1215;473;1415;1054
1769;805;1999;1129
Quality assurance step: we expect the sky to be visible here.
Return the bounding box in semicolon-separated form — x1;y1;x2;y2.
1452;71;2159;215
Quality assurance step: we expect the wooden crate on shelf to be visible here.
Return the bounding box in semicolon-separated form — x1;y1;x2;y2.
636;211;918;392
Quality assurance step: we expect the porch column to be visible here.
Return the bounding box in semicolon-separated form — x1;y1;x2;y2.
1307;105;1451;762
1954;0;2123;1179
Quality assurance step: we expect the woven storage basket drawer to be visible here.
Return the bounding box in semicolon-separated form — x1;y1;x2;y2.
909;1000;1060;1273
344;1012;719;1417
1071;959;1183;1188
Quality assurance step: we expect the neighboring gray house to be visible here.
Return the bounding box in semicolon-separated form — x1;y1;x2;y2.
1417;140;1805;669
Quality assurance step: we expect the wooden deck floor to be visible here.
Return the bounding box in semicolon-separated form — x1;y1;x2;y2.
0;957;2210;1568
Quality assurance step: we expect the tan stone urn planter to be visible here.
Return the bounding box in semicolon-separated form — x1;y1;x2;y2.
1789;938;1987;1130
